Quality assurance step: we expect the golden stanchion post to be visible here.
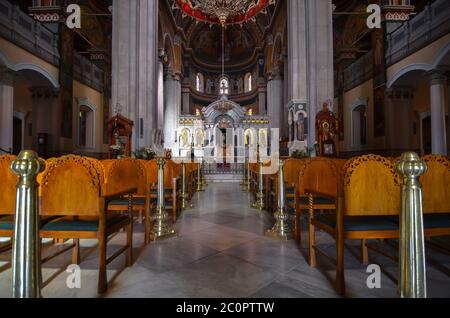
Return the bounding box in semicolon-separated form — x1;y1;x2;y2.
395;152;427;298
11;150;45;298
196;161;204;192
251;160;265;211
242;157;250;192
150;158;176;241
181;161;191;210
266;160;294;240
200;159;207;189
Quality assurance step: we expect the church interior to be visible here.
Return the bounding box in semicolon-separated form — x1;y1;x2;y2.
0;0;449;299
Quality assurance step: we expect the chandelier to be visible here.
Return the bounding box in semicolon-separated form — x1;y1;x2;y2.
214;95;235;113
174;0;275;26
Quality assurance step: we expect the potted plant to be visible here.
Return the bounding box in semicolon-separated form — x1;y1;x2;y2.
133;147;156;160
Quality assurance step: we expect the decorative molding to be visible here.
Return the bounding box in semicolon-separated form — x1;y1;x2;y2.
30;87;59;99
0;67;16;86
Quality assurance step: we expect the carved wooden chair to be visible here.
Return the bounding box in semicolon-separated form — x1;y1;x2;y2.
39;155;135;294
0;155;17;253
102;158;148;226
295;158;338;244
309;155;401;295
0;155;59;254
420;155;450;238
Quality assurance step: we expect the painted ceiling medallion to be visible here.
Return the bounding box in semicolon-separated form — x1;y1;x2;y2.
174;0;275;26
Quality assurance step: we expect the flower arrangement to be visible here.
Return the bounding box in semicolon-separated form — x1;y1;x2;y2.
133;147;156;160
291;149;309;159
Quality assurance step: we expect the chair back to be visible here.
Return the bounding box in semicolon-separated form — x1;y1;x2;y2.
421;155;450;214
343;155;400;216
298;158;337;197
40;155;104;216
284;159;306;186
0;155;17;215
101;158;143;197
141;160;158;186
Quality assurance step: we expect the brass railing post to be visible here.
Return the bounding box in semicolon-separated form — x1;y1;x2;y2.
181;161;190;210
251;160;265;211
267;160;294;240
11;150;45;298
395;152;427;298
150;158;176;240
196;161;204;192
200;159;207;189
242;157;250;192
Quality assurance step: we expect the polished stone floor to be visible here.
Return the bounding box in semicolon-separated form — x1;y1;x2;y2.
0;183;450;298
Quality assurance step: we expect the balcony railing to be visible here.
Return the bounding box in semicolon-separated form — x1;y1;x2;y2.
386;0;450;66
74;52;104;92
0;0;59;66
342;51;374;92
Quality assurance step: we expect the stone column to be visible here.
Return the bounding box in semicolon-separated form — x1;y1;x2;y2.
0;68;15;153
163;69;181;150
257;75;267;115
182;86;190;115
112;0;158;149
287;0;334;146
267;71;284;133
157;55;165;132
429;72;447;155
429;71;447;155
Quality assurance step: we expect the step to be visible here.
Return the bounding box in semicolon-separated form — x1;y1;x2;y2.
205;174;244;183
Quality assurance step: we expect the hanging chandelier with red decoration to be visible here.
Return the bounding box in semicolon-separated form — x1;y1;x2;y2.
174;0;276;26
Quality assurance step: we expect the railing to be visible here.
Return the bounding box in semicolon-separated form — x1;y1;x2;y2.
386;0;450;66
343;51;373;92
74;52;104;92
0;0;59;66
204;163;244;175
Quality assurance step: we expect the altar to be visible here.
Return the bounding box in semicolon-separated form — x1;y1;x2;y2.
174;97;270;164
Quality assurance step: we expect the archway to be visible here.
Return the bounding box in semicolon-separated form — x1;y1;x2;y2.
351;104;368;148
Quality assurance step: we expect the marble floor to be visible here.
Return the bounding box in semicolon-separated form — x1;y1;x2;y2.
0;183;450;298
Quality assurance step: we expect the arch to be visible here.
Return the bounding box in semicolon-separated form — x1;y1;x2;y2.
77;98;97;149
387;63;431;88
219;76;230;95
163;34;175;68
431;42;450;69
244;72;253;92
0;49;59;88
349;98;369;148
244;128;256;146
196;73;204;92
272;33;284;71
180;128;191;148
195;128;205;147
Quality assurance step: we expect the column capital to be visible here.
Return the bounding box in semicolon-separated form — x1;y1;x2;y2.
30;86;60;99
427;70;446;86
0;67;16;86
164;68;181;82
267;68;283;81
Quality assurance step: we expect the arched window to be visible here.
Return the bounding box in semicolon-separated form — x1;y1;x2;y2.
196;73;204;93
220;77;229;95
78;104;95;148
244;73;253;92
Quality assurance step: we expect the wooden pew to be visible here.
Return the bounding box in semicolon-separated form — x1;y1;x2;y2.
102;158;148;232
39;155;135;294
0;155;17;252
309;155;401;295
420;155;450;238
